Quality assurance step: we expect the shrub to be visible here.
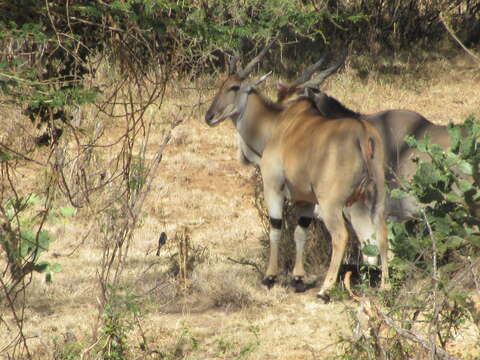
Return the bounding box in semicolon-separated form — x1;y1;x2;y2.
339;116;480;359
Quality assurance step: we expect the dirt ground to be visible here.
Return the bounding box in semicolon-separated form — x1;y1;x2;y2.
1;54;480;359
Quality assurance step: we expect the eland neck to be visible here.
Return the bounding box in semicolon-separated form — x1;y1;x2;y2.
231;90;282;160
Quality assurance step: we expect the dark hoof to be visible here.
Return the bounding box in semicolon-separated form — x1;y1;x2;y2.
316;293;331;304
292;277;306;293
262;276;276;289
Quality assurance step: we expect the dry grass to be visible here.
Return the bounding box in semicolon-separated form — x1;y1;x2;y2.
1;54;480;359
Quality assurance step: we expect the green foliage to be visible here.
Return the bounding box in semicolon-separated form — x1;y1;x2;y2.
100;287;141;360
339;117;480;360
372;116;479;357
0;193;74;283
390;116;480;276
128;155;147;192
1;0;476;146
54;339;83;360
362;243;380;257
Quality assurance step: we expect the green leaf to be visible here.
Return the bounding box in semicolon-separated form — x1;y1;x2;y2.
432;216;453;236
59;205;76;217
417;185;444;203
459;179;473;193
26;193;40;205
416;136;431;153
21;229;36;244
33;261;49;273
362;244;380;257
445;152;460;167
390;188;409;199
467;235;480;247
429;144;444;160
0;150;12;162
445;192;462;202
414;163;442;185
50;263;62;273
20;242;30;258
404;135;417;148
446;236;464;248
448;123;461;151
38;230;52;250
458;161;473;176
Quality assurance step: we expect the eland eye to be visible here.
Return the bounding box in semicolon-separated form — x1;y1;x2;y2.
228;85;240;92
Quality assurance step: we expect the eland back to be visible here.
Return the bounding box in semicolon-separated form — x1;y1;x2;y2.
275;54;451;220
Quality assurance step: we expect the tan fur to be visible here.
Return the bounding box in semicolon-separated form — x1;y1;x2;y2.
277;86;452;220
205;76;389;299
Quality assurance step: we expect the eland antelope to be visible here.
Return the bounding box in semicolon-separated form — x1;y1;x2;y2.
204;43;389;302
275;54;451;220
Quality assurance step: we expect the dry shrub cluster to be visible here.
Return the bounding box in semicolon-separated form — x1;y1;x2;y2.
131;225;263;313
0;57;180;360
192;263;259;310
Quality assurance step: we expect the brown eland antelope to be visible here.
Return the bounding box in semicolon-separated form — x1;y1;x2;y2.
204;44;389;302
275;54;451;220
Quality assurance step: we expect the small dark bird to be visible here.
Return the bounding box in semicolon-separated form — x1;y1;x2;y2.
156;232;167;256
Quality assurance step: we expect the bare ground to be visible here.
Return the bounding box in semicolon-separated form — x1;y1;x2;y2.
1;54;480;359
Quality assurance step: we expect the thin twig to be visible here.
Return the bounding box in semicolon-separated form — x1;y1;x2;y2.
227;257;263;275
422;209;439;360
439;13;480;65
0;144;45;166
0;276;31;359
377;308;461;360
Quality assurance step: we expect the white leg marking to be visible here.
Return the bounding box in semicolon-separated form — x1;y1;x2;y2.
293;225;307;278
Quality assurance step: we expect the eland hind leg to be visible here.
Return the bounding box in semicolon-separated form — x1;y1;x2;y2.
316;201;349;302
347;201;389;289
291;202;315;292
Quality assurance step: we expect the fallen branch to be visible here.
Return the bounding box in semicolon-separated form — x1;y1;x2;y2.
343;271;460;360
227;257;263;275
440;13;480;65
377;308;460;360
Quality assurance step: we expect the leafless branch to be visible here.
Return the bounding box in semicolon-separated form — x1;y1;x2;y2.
440;13;480;65
377;308;460;360
227;257;263;275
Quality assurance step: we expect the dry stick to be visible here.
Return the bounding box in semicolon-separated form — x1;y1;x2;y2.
422;209;440;360
344;270;387;360
377;308;460;360
0;276;31;360
0;143;44;166
344;268;460;360
227;257;263;276
439;13;480;65
90;72;169;352
110;84;139;285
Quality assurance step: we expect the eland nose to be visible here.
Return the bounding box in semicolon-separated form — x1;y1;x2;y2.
205;111;213;124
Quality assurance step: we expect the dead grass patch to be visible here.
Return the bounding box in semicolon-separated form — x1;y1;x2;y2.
1;54;479;359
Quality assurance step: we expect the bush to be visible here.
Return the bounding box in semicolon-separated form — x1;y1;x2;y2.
390;115;480;282
339;116;480;359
